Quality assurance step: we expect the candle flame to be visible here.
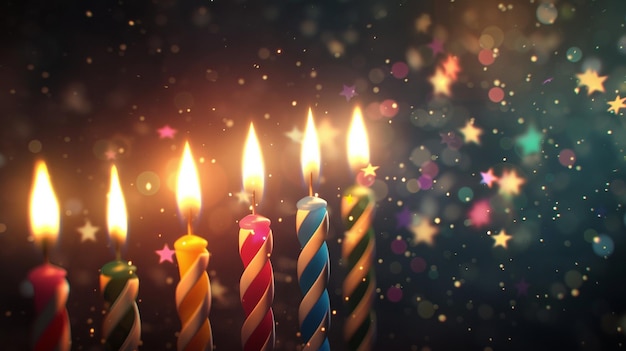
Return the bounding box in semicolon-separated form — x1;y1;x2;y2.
301;108;320;188
242;123;264;201
107;165;128;245
176;141;202;218
347;106;370;172
29;160;60;244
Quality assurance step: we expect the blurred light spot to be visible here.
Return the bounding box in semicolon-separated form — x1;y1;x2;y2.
258;47;270;59
64;198;83;216
537;3;558;25
564;270;583;289
0;223;6;233
566;47;582;62
136;171;161;196
410;257;426;273
391;238;407;255
478;49;495;66
417;300;435;319
28;140;42;153
389;261;402;274
592;234;614;257
391;62;409;79
488;87;504;103
379;99;399;118
458;187;474;203
387;286;403;302
558;149;576;167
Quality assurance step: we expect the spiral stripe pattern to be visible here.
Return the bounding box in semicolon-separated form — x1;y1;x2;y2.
30;270;71;351
239;214;275;351
175;252;212;351
101;275;141;351
341;186;376;351
296;196;330;351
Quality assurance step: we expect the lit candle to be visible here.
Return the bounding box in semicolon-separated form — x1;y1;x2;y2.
341;107;376;351
174;141;213;351
239;123;275;351
296;108;330;351
28;160;71;351
100;165;141;351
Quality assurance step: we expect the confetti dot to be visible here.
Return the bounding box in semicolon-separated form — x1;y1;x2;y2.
379;99;399;118
558;149;576;167
410;257;427;273
488;87;504;103
136;171;161;196
592;234;614;257
566;47;582;62
457;186;474;203
391;238;407;254
536;3;558;25
478;49;495;66
387;286;403;302
391;61;409;79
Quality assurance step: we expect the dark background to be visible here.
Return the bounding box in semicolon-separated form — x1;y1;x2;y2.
2;0;626;350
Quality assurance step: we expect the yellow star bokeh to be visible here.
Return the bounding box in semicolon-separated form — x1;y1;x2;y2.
410;217;439;246
607;95;626;114
491;229;512;248
458;119;483;145
361;163;380;177
497;169;525;196
576;69;607;96
430;68;452;97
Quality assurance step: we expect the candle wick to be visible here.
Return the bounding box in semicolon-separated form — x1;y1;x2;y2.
252;190;256;215
309;172;313;197
42;238;50;264
187;209;193;235
115;239;121;261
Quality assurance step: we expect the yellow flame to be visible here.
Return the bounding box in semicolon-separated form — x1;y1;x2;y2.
107;165;127;244
176;141;202;218
242;123;264;200
29;160;60;243
347;106;370;171
301;108;320;186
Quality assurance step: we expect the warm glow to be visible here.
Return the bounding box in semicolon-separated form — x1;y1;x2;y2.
29;160;60;243
301;108;320;186
347;106;370;171
176;141;202;218
242;123;265;200
107;165;128;244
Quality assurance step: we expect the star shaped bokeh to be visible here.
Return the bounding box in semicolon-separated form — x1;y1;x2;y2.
155;243;175;264
607;95;626;114
339;84;358;102
77;219;99;242
576;69;607;96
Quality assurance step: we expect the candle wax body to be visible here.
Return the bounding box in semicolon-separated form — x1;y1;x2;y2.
100;260;141;351
174;234;213;351
28;263;71;351
296;196;330;351
341;185;376;351
239;214;275;351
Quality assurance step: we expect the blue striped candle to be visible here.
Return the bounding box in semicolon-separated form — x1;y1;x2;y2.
296;195;330;350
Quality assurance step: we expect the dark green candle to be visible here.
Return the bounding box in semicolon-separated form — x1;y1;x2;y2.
100;259;141;351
